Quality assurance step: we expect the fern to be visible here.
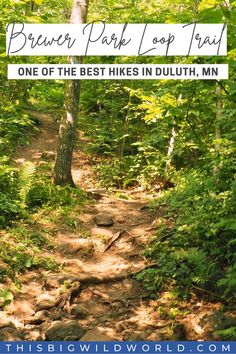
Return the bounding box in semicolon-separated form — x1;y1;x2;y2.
214;327;236;340
217;263;236;296
186;248;212;286
18;162;36;206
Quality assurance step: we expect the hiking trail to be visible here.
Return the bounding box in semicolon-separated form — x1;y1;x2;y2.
0;111;224;342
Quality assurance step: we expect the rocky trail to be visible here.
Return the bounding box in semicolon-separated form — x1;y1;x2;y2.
0;111;233;342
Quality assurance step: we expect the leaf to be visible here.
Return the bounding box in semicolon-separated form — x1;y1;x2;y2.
25;258;32;268
34;0;44;4
0;290;14;308
214;327;236;340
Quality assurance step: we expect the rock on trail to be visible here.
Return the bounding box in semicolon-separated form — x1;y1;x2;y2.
45;320;85;341
94;213;114;226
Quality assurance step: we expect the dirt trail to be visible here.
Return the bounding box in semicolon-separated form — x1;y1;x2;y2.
5;111;163;341
1;111;222;342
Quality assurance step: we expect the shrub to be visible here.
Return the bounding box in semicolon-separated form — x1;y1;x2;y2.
138;171;236;299
0;160;22;227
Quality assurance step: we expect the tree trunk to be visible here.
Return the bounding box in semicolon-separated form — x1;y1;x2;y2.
213;84;223;175
224;0;231;9
120;92;131;158
194;0;200;17
165;94;182;175
165;125;177;175
53;0;89;186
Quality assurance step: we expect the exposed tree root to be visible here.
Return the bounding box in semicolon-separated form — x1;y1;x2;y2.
74;262;157;284
37;263;157;312
103;230;126;252
36;281;81;312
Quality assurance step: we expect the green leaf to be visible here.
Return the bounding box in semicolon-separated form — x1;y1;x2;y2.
0;290;14;308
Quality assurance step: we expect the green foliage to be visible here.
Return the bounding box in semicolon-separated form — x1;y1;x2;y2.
10;226;49;248
28;81;64;112
0;0;235;306
0;289;14;309
0;161;22;226
97;147;167;188
0;226;57;281
0;110;34;156
217;263;236;296
0;159;85;231
139;172;236;298
1;244;57;275
26;176;85;208
137;247;211;292
214;327;236;340
18;162;84;209
97;156;144;188
19;162;37;206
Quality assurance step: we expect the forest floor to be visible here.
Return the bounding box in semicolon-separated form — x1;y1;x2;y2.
0;111;227;341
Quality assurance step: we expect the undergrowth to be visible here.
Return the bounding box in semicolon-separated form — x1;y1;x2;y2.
0;161;86;283
137;170;236;300
0;225;57;283
0;161;85;227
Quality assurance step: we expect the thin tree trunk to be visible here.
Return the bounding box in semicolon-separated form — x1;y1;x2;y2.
194;0;200;17
120;93;131;158
165;94;182;175
165;125;177;175
213;84;223;175
224;0;231;9
53;0;89;186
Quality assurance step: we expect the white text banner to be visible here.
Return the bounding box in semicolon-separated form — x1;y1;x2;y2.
6;23;227;56
8;64;229;80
